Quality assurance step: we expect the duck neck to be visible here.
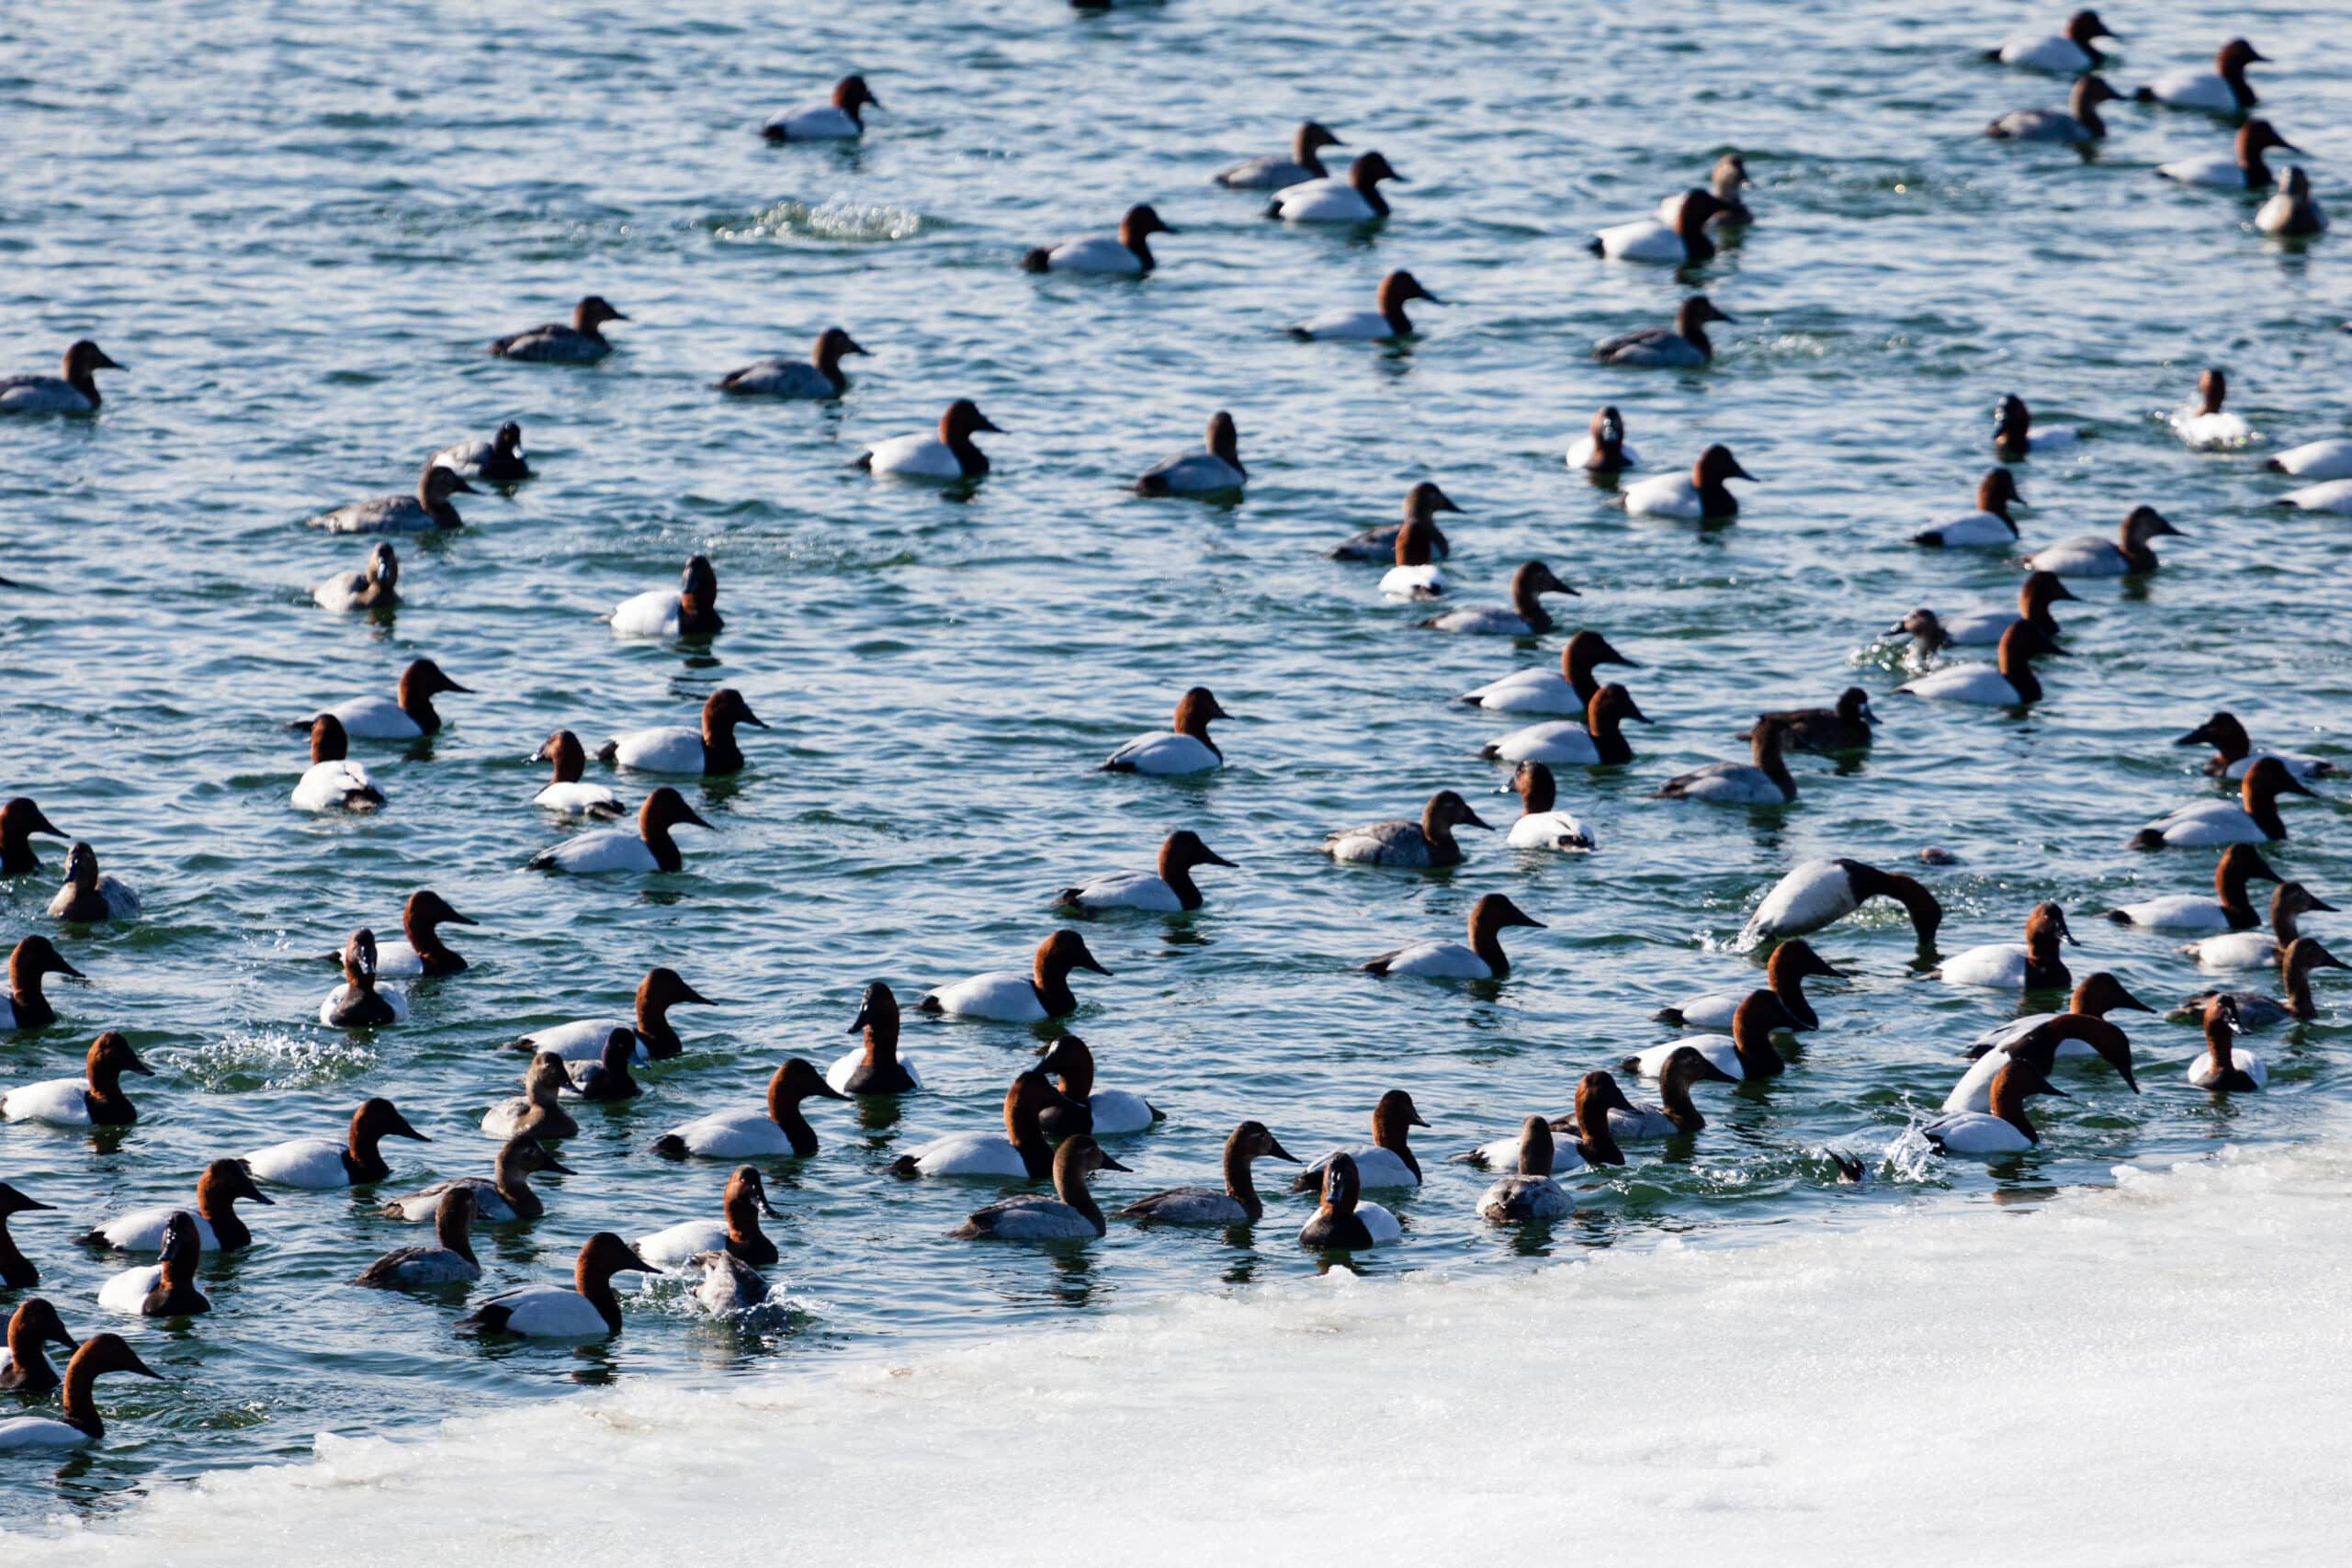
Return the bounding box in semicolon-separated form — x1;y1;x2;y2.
1353;170;1391;217
1420;804;1464;860
641;817;685;873
1378;292;1414;336
1732;1013;1785;1079
1371;1111;1422;1179
1766;955;1818;1029
2023;932;2070;990
1052;1159;1107;1232
1589;702;1634;765
1508;573;1554;634
702;714;745;773
2274;903;2306;946
1999;648;2044;705
3;1311;56;1387
8;960;55;1027
1572;1103;1623;1168
1009;1104;1055;1179
1467;917;1513;979
636;997;683;1059
1221;1141;1264;1219
345;1123;393;1184
84;1063;136;1124
1987;1075;2041;1141
0;1223;29;1289
433;1205;476;1264
764;1077;821;1156
406;918;458;973
1158;844;1206;910
197;1178;252;1250
2218;857;2261;928
1673;202;1716;261
1519;769;1556;816
493;1158;540;1214
860;1020;899;1075
2247;786;2289;840
943;423;989;477
398;680;442;733
725;1198;773;1263
2283;962;2320;1022
59;1359;106;1439
1120;225;1157;270
1750;728;1795;798
1034;957;1079;1018
1656;1069;1706;1134
576;1263;624;1333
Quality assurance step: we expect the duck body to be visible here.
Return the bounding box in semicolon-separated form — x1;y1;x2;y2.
320;983;407;1026
1059;870;1183;911
383;1179;531;1224
308;496;440;536
2277;479;2352;514
1624;1035;1747;1082
1421;606;1537;636
1102;734;1220;775
1269;178;1380;223
1298;1201;1400;1248
657;1111;799;1159
2182;932;2286;971
292;758;382;812
530;829;663;874
536;780;624;817
927;972;1056;1022
1657;763;1790;806
634;1220;738;1269
243;1139;361;1189
1920;1111;2035;1156
1030;235;1149;275
1;1079;107;1127
1617;472;1714;518
2268;440;2352;478
1374;941;1493;978
2189;1049;2267;1089
1487;722;1607;765
1508;810;1594;851
1938;944;2040;988
955;1197;1102;1241
1294;1146;1419;1190
763;105;861;141
327;697;429;741
356;1246;478;1288
823;1047;924;1094
898;1134;1036;1179
1898;664;2031;705
862;434;971;479
601;728;710;773
1589;218;1699;263
610;591;698;639
1138;450;1245;496
1478;1176;1572;1221
2107;895;2238;932
462;1285;609;1337
1913;513;2017;549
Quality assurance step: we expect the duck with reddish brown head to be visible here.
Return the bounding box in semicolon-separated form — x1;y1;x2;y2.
532;728;626;819
1594;295;1731;367
1497;760;1598;852
1;1031;153;1127
1991;393;2085;461
1121;1121;1299;1224
1567;406;1640;472
636;1166;782;1269
2175;712;2334;784
2171;368;2252;449
1;797;68;876
1035;1034;1163;1138
1899;619;2065;706
2138;38;2267;114
1023;202;1175;275
516;966;717;1063
1;935;81;1032
1465;629;1644;721
762;73;880;141
1743;858;1944;946
1628;991;1803;1083
1963;971;2155;1064
1058;829;1237;914
610;554;724;639
290;715;385;814
1945;1011;2141;1114
1363;894;1544;981
892;1070;1084;1179
0;1333;163;1448
1326;479;1462;562
825;982;922;1095
2134;756;2318;850
1590;188;1724;264
953;1134;1132;1242
1296;1153;1402;1249
0;1186;55;1290
529;786;713;874
244;1097;431;1190
1323;789;1492;869
717;325;868;399
1291;268;1443;341
1913;469;2027;549
1457;1072;1634;1173
81;1158;274;1254
1657;938;1844;1032
320;929;405;1028
488;296;628;362
1621;444;1755;519
1216;121;1346;189
1922;1057;2068;1155
0;340;123;415
1293;1089;1430;1192
1136;410;1247;497
652;1056;848;1159
95;1210;209;1317
857;399;1003;480
1610;1047;1743;1139
1419;560;1578;637
1269;150;1406;222
0;1297;75;1392
1102;686;1231;775
601;687;768;775
1938;901;2078;991
2187;997;2267;1091
2182;881;2335;972
921;929;1114;1021
2181;938;2350;1030
457;1233;656;1337
2107;843;2280;932
1988;9;2118;73
2158;117;2303;189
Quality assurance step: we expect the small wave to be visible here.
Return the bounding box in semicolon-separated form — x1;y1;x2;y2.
706;197;926;243
157;1028;379;1093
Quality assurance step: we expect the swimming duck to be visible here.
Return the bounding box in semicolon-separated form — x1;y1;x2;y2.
290;716;385;814
0;1298;74;1393
320;929;405;1027
2105;843;2280;931
1;796;67;875
0;936;79;1032
824;982;923;1094
650;1057;846;1159
1992;393;2084;460
1455;1072;1633;1173
1657;938;1843;1032
953;1134;1130;1242
1593;296;1731;367
1322;789;1491;868
457;1234;655;1338
1938;902;2076;989
428;422;529;483
2029;506;2186;578
1912;470;2027;548
314;542;401;612
1742;858;1944;945
1461;630;1642;717
2177;712;2333;783
855;400;1002;480
481;1053;579;1142
2171;369;2252;448
600;688;767;777
2274;476;2352;514
381;1134;571;1224
717;326;867;399
532;729;626;818
1892;571;2076;655
1625;990;1804;1082
309;463;475;535
355;1186;480;1290
2182;882;2333;971
246;1097;430;1189
1290;269;1443;342
2186;997;2264;1090
1590;189;1725;264
1657;154;1755;227
1136;411;1246;496
358;890;476;978
2;1031;151;1126
0;1186;52;1289
488;297;628;362
1296;1154;1400;1250
0;341;123;415
1101;686;1229;774
564;1028;643;1101
2132;757;2314;849
43;841;138;925
1496;761;1596;851
1617;445;1754;519
1657;716;1799;807
2159;119;2303;189
1566;406;1639;472
1897;619;2064;706
2179;937;2348;1030
610;554;723;639
1292;1089;1429;1191
529;786;712;874
80;1159;273;1254
317;658;470;740
1987;74;2120;141
760;73;879;141
635;1167;780;1269
515;967;716;1062
1363;893;1544;981
1385;525;1449;606
1987;10;2117;73
2255;166;2326;236
1035;1035;1162;1138
1023;203;1175;275
888;1071;1078;1179
1740;689;1877;754
1417;560;1577;636
2136;38;2267;113
1603;1046;1741;1138
1325;480;1460;561
1057;829;1235;912
677;1249;775;1315
1921;1057;2066;1156
0;1335;161;1450
1947;1010;2141;1114
96;1210;209;1317
1216;122;1346;189
1268;151;1406;222
2267;431;2352;482
1119;1121;1300;1224
1476;1117;1574;1223
919;930;1112;1021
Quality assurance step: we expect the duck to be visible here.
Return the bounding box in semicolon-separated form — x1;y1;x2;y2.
2266;431;2352;482
358;889;477;977
1376;508;1448;602
1987;10;2118;73
1937;902;2076;989
1656;938;1843;1032
1136;411;1246;496
428;421;529;483
488;296;628;361
1292;1089;1429;1191
1496;761;1596;851
2256;166;2327;237
2024;506;2184;578
1992;393;2084;459
1987;74;2120;141
1216;121;1346;189
1289;269;1443;341
1119;1121;1300;1225
1602;1047;1741;1138
824;983;923;1094
1417;560;1577;636
2171;369;2252;449
1476;1117;1574;1223
1101;686;1230;774
1461;630;1643;717
1658;154;1755;227
2132;757;2316;849
679;1249;775;1315
609;555;724;640
0;1186;53;1289
0;1298;75;1393
2177;712;2335;783
531;729;626;818
953;1135;1130;1242
1296;1154;1400;1250
80;1159;273;1253
1484;682;1649;772
316;658;470;740
650;1057;846;1159
1268;151;1406;222
1740;689;1876;753
1;795;68;875
1625;990;1804;1082
313;542;401;612
1593;296;1732;367
888;1071;1076;1179
0;1335;162;1450
290;715;385;813
2105;842;2281;931
515;966;716;1063
381;1134;571;1224
0;936;80;1032
1742;858;1944;945
456;1234;655;1338
480;1053;579;1142
855;399;1002;480
717;326;867;399
760;73;880;141
919;930;1112;1022
2182;882;2333;971
2186;997;2265;1090
600;688;767;775
2;1031;151;1126
1023;203;1175;275
563;1028;643;1101
1892;571;2076;654
245;1097;431;1189
1616;445;1754;519
1321;789;1491;868
1590;189;1726;265
1897;619;2064;706
1455;1072;1633;1173
1566;405;1639;472
0;341;123;415
2179;938;2349;1030
2136;38;2267;113
2160;119;2304;189
1911;469;2027;548
1035;1035;1162;1138
96;1210;209;1317
2274;475;2352;514
1325;480;1460;561
1921;1057;2067;1156
308;463;475;536
43;841;138;925
1057;829;1235;913
1948;1010;2141;1114
1363;893;1544;981
1657;716;1799;807
355;1185;481;1290
319;929;405;1027
635;1167;780;1269
528;786;712;874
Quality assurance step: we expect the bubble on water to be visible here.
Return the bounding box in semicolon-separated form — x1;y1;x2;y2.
157;1028;379;1092
707;198;925;243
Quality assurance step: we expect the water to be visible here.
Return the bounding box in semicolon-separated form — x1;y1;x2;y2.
2;0;2348;1531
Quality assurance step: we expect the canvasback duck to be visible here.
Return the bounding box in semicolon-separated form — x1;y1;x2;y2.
2187;997;2264;1089
382;1134;571;1224
2256;166;2326;237
650;1057;846;1159
320;929;406;1026
1057;829;1235;912
1657;938;1842;1032
1290;269;1443;341
317;658;470;739
611;554;723;639
1743;858;1943;945
1;795;68;875
0;341;122;415
0;1335;162;1450
1292;1089;1428;1190
246;1097;430;1189
2132;756;2314;848
2274;474;2352;514
2136;38;2267;112
356;1186;480;1289
2158;118;2302;188
1483;682;1652;767
1461;629;1641;716
1937;901;2076;989
290;715;384;813
1023;203;1175;275
1921;1058;2066;1156
1326;480;1459;561
824;982;923;1094
953;1134;1130;1242
1101;686;1229;774
1566;405;1639;472
1616;444;1754;519
308;462;475;535
636;1167;780;1269
45;841;138;923
529;787;712;874
1418;560;1577;636
457;1234;655;1338
1657;153;1755;227
428;421;529;483
1035;1034;1162;1137
515;966;715;1062
919;929;1112;1021
1892;571;2075;654
2179;937;2348;1030
2267;429;2352;481
1476;1117;1574;1223
717;326;867;399
600;687;767;775
1897;619;2064;705
1626;991;1803;1082
313;542;400;612
1949;1009;2141;1114
2105;842;2280;931
1136;411;1246;496
1497;761;1597;851
1216;122;1345;189
1992;393;2084;459
1268;150;1406;222
1;936;80;1032
532;729;626;818
1380;523;1449;600
2182;881;2333;971
362;889;476;977
1657;716;1799;807
81;1159;272;1255
1590;189;1725;264
1988;10;2117;73
1987;74;2120;141
2177;712;2333;783
1604;1046;1740;1138
96;1210;209;1317
1455;1072;1633;1173
1740;689;1876;753
489;296;628;362
0;1187;53;1290
2171;369;2252;448
761;73;879;141
1363;893;1544;981
1321;789;1491;868
1119;1121;1299;1225
889;1070;1078;1179
0;1298;74;1393
564;1028;642;1100
2;1031;151;1126
856;399;1002;480
1593;296;1731;367
1296;1154;1400;1249
481;1052;578;1142
1912;469;2027;548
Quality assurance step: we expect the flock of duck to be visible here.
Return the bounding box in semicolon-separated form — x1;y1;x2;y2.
0;10;2346;1455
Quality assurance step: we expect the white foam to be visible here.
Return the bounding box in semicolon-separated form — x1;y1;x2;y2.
17;1132;2352;1562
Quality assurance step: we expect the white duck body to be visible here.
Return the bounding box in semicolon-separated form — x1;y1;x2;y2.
1033;236;1147;275
1898;662;2029;705
1589;219;1695;263
922;972;1046;1022
604;727;707;773
533;829;662;874
657;1111;797;1159
763;103;861;141
1487;722;1601;765
861;433;967;479
1917;511;2018;548
535;780;625;817
1920;1111;2034;1156
1073;1089;1158;1136
609;589;684;638
2156;152;2256;188
1937;943;2033;988
292;758;380;812
1061;870;1182;912
1565;434;1640;468
2107;895;2234;931
0;1416;96;1450
520;1019;650;1065
1379;563;1448;600
1743;860;1859;941
87;1206;232;1252
2222;750;2330;783
0;1078;101;1126
2138;803;2267;848
823;1048;925;1093
1617;471;1712;519
1626;1035;1747;1081
2173;409;2253;449
243;1138;357;1189
1478;1175;1573;1221
326;696;425;740
1508;811;1595;852
1270;177;1380;222
1290;307;1396;342
1461;670;1580;716
2269;439;2352;480
2188;1048;2268;1089
1101;733;1221;775
898;1133;1034;1179
1996;32;2097;73
2277;479;2352;514
634;1219;734;1269
2181;931;2285;971
1373;941;1494;980
2142;69;2239;112
467;1285;611;1337
1296;1146;1419;1190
